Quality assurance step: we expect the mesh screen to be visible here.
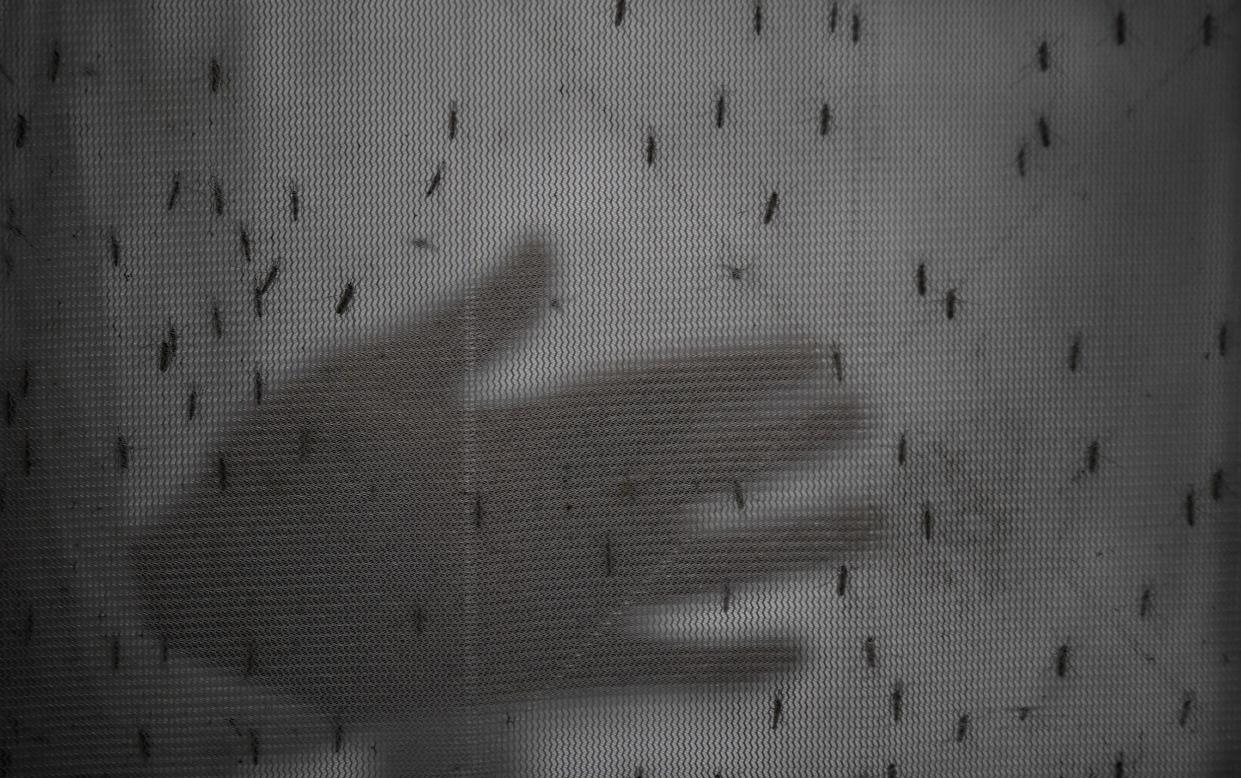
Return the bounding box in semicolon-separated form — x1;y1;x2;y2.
1;1;1239;775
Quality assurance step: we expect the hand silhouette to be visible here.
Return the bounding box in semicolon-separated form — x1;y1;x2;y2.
130;231;878;772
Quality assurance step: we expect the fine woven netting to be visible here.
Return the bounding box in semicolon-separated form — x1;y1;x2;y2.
1;1;1239;776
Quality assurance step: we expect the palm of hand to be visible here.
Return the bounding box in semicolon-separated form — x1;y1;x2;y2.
131;232;877;771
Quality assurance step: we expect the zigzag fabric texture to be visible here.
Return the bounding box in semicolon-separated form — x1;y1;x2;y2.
1;2;1238;776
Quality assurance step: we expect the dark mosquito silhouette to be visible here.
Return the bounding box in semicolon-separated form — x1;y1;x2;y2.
239;223;252;262
722;259;750;282
1068;332;1083;372
211;179;225;216
819;103;834;136
165;172;181;211
13;113;27;149
209;57;223;93
116;435;129;470
425;162;445;198
1009;33;1067;88
130;233;878;773
336;282;356;315
1037;114;1052;149
1179;690;1196;727
1056;643;1070;678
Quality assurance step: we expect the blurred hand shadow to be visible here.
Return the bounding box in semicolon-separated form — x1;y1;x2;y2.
129;230;881;774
